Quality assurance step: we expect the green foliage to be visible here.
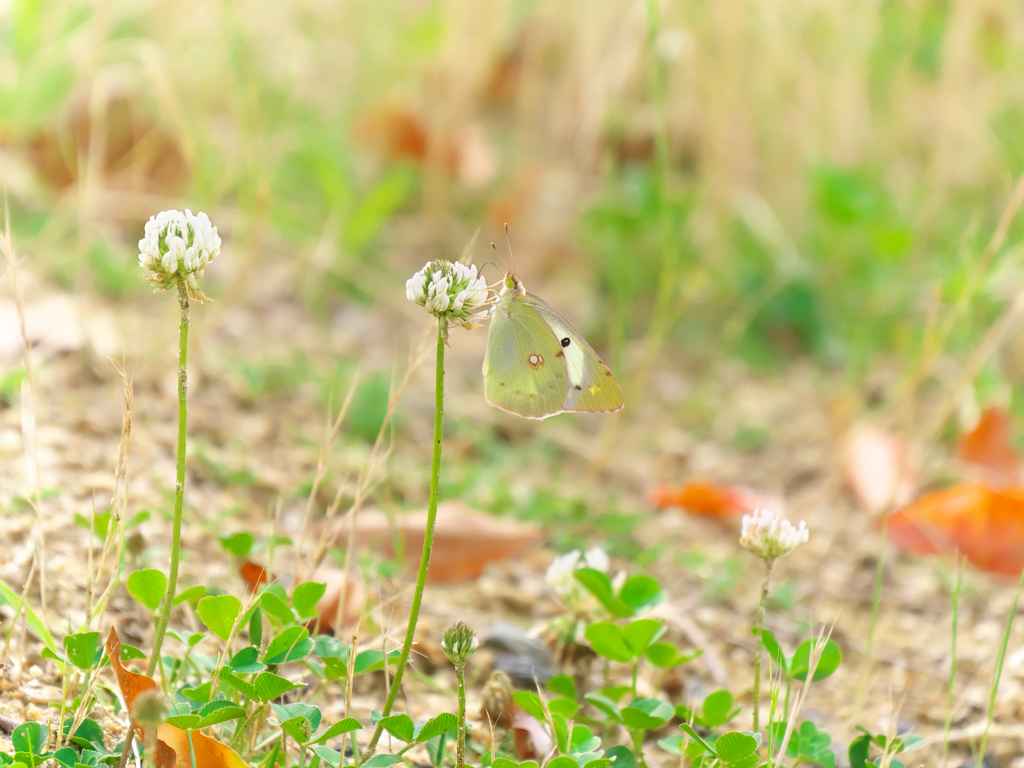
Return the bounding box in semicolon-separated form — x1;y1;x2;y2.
678;725;760;768
585;618;664;662
769;721;835;768
574;568;663;618
264;626;315;665
62;632;103;671
292;582;327;619
790;637;843;682
415;713;459;743
349;373;393;444
755;628;842;682
219;532;256;558
848;727;926;768
677;690;741;730
198;594;243;641
173;585;207;606
62;719;105;752
620;698;672;730
167;701;247;731
127;569;167;612
580;166;694;361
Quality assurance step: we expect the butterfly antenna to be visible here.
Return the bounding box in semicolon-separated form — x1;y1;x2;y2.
479;260;504;279
504;223;516;273
490;241;510;272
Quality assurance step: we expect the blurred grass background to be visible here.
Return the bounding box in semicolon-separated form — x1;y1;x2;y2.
3;0;1024;423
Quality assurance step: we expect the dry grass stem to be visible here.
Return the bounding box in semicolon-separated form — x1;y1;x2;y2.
296;373;361;583
772;620;836;763
88;365;134;631
2;200;48;618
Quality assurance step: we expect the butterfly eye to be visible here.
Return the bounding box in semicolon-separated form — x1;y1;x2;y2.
505;278;515;289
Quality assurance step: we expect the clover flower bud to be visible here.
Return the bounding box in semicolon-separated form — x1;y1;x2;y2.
441;620;478;667
740;508;809;562
138;209;221;301
131;688;168;730
406;260;489;330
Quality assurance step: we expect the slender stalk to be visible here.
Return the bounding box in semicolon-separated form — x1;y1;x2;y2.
455;664;467;768
360;319;446;764
751;558;773;733
631;729;647;768
148;278;190;677
941;556;965;768
120;280;190;768
977;567;1024;765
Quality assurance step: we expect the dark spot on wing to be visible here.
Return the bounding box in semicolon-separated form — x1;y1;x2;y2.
561;337;571;348
574;384;582;391
555;350;564;358
500;382;506;386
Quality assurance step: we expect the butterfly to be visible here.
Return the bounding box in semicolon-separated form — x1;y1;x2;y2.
483;271;624;419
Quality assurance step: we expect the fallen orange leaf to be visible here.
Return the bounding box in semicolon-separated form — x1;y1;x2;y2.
157;728;248;768
239;561;270;595
650;481;748;518
353;104;429;163
511;708;553;760
887;483;1024;575
105;627;176;768
844;425;914;513
958;408;1022;484
106;627;251;768
29;79;188;193
328;502;542;583
309;566;364;634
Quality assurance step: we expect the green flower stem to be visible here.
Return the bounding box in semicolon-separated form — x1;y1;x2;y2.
361;319;446;764
148;278;190;677
456;664;467;768
752;558;774;734
631;730;647;768
116;281;190;768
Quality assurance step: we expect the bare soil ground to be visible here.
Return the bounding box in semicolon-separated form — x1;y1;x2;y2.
3;258;1024;767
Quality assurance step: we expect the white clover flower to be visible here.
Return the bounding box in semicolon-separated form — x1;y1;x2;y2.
583;546;610;572
740;508;809;562
546;547;610;606
406;259;489;330
546;550;583;600
138;209;221;301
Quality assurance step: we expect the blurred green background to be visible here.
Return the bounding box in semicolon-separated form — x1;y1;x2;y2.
3;0;1024;411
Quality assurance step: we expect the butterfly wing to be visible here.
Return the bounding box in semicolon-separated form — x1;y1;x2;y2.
519;293;624;413
483;293;569;419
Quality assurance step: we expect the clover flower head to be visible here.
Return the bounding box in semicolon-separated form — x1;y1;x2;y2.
406;260;489;330
740;508;808;562
441;620;479;668
546;547;609;605
138;209;222;301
